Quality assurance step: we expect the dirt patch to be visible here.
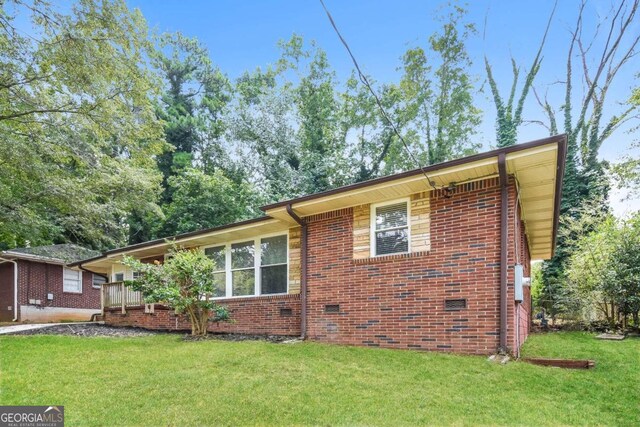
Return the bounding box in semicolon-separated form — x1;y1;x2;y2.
7;323;157;337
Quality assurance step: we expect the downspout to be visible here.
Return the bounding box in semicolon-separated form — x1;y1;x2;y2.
0;257;19;321
286;204;307;340
498;153;508;353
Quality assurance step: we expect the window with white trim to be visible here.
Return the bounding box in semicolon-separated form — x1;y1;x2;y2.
204;245;226;297
231;241;255;296
92;274;106;289
372;200;410;256
260;235;287;294
63;268;82;293
203;233;288;299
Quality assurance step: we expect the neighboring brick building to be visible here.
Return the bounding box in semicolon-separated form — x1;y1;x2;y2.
0;244;102;322
72;135;566;355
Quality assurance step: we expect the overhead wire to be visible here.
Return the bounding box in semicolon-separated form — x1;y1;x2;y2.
318;0;438;191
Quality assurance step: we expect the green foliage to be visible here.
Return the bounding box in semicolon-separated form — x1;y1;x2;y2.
122;248;230;335
484;3;554;147
0;0;165;250
159;168;260;237
400;5;481;165
566;212;640;327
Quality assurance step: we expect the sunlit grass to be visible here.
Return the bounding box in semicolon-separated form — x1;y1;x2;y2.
1;332;638;426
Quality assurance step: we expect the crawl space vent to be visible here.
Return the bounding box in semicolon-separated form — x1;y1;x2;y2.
280;308;293;317
325;304;340;313
445;299;467;311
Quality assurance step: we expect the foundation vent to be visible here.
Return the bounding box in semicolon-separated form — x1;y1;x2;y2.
325;304;340;313
280;308;293;317
445;299;467;311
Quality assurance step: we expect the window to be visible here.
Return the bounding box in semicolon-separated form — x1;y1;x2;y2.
205;246;226;297
231;241;255;296
261;235;287;294
372;200;409;256
114;272;124;282
204;233;288;299
63;268;82;293
92;274;106;289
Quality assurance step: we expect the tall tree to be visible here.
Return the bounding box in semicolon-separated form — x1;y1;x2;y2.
128;32;235;243
152;32;232;203
342;4;481;182
539;0;640;291
0;0;165;250
231;35;348;200
401;4;481;165
484;2;556;147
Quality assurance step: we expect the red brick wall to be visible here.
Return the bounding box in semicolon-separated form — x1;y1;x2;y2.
0;263;15;321
16;260;100;315
305;177;527;355
104;294;301;336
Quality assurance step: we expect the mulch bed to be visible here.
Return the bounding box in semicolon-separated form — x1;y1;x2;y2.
7;323;300;343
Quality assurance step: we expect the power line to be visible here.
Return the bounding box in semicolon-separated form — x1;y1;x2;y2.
318;0;437;191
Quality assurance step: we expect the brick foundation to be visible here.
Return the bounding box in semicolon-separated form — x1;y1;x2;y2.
104;294;301;336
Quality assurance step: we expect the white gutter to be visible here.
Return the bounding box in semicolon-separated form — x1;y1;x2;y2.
0;256;19;321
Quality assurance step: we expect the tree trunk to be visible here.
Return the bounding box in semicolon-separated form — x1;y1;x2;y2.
187;307;210;336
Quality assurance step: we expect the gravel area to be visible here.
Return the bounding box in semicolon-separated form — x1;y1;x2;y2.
6;323;301;343
7;323;157;337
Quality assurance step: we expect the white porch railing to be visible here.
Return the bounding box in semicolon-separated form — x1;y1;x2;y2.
102;282;144;314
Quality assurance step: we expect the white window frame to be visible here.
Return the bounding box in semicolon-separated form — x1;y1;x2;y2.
202;231;289;300
370;198;411;257
92;274;107;289
63;268;83;293
204;245;227;298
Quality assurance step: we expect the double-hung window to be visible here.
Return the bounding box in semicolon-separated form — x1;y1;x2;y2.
63;268;82;293
205;246;226;297
372;200;410;256
260;235;287;294
231;241;255;296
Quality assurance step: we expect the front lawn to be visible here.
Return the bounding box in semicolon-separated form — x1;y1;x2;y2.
1;332;638;426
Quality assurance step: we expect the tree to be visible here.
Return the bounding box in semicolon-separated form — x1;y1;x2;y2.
401;5;481;165
152;33;232;200
0;0;165;250
566;213;640;328
484;1;556;147
341;4;481;182
159;168;260;238
540;0;640;291
123;248;230;336
231;35;349;200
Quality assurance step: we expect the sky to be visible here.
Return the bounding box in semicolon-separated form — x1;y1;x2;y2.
123;0;639;216
21;0;640;214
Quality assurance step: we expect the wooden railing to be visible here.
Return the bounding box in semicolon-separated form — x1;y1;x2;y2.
102;282;144;314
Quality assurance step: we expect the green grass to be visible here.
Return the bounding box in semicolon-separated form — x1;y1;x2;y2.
1;332;638;426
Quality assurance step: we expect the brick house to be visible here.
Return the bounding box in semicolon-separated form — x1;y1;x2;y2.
71;135;566;355
0;244;102;322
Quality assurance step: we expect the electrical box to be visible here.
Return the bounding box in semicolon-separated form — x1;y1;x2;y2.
47;293;54;301
514;264;524;302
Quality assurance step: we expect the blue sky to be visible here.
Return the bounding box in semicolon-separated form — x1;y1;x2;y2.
125;0;638;213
